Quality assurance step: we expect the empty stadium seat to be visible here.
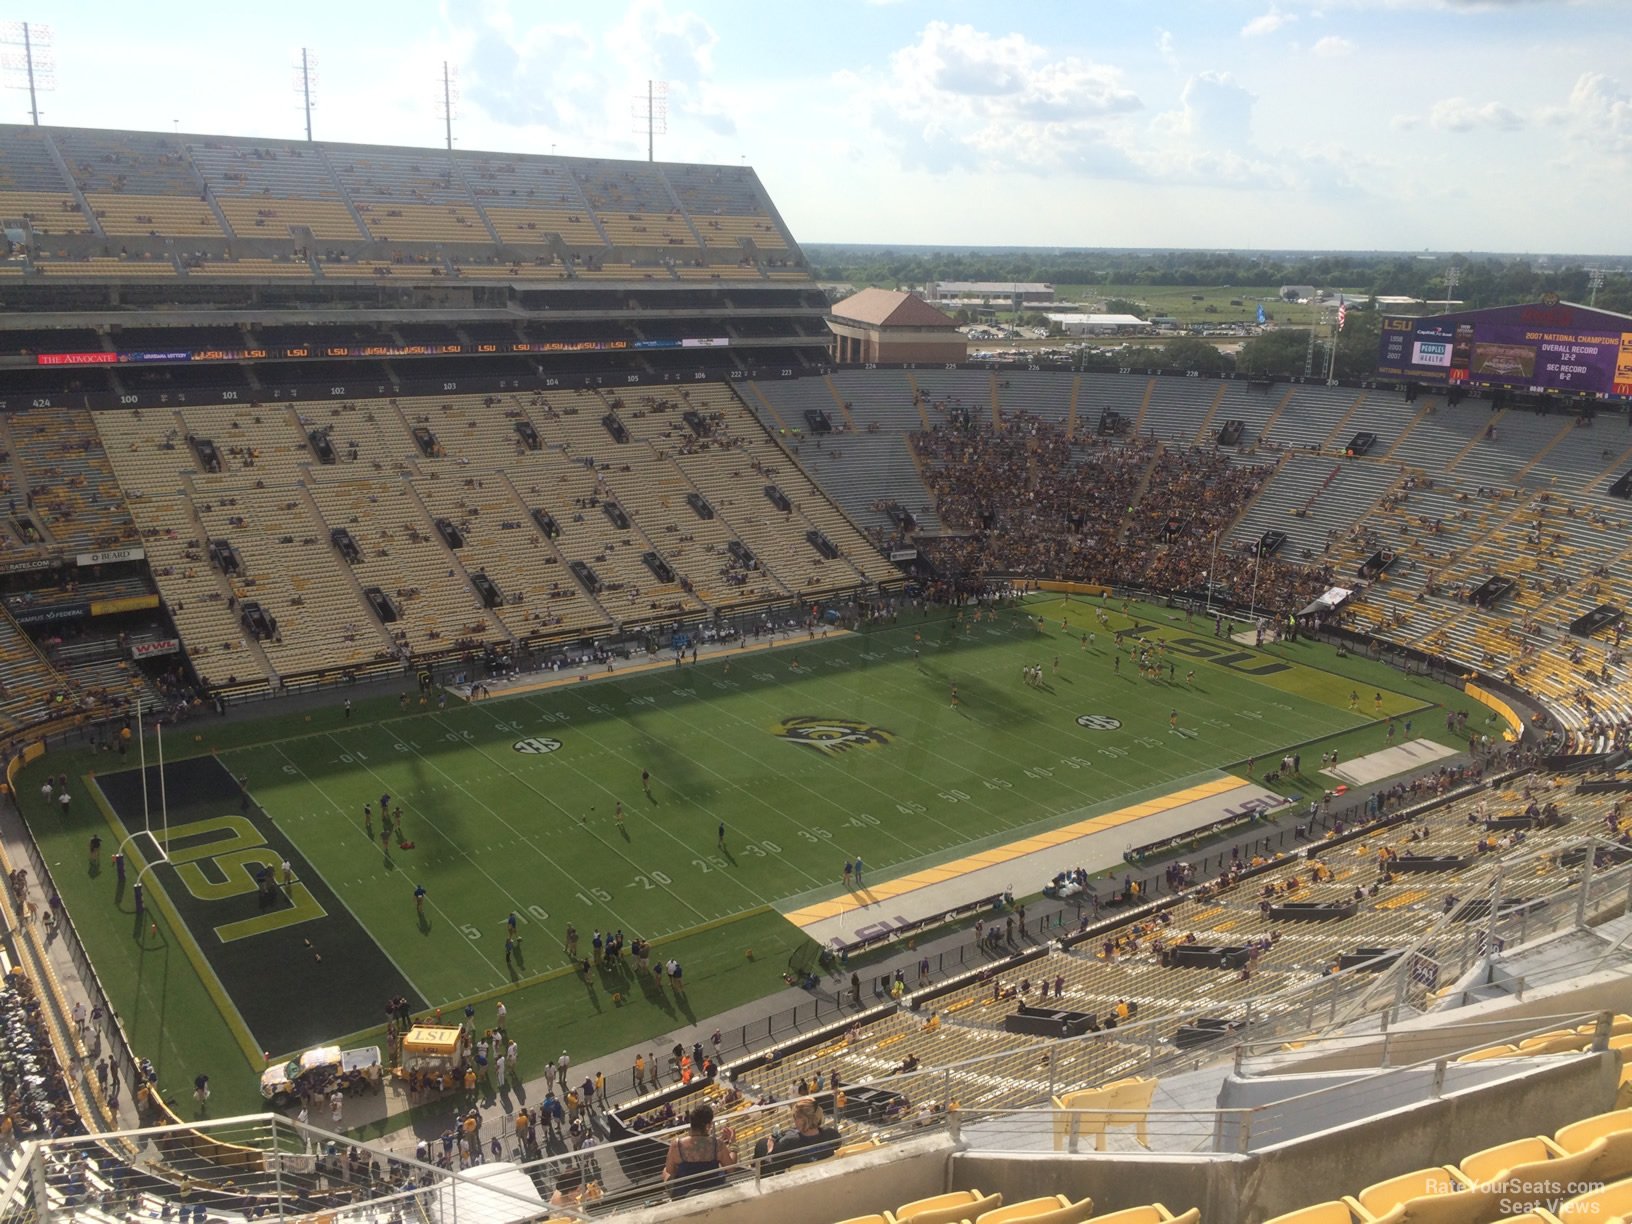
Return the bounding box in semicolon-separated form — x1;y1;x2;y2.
1517;1034;1592;1056
1527;1136;1631;1213
895;1191;1001;1224
1350;1167;1487;1224
1555;1109;1632;1154
1081;1205;1196;1224
1457;1136;1567;1184
1052;1077;1157;1151
1456;1044;1520;1063
1554;1174;1632;1224
833;1136;886;1159
1263;1203;1359;1224
976;1196;1095;1224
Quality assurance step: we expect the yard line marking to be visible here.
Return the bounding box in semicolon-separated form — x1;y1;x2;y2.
266;744;461;993
421;711;733;915
316;730;640;959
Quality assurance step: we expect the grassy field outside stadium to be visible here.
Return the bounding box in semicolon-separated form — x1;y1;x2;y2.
21;595;1491;1121
1029;285;1365;328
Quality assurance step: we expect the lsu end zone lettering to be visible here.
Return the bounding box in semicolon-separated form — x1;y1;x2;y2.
158;814;326;944
1119;618;1293;677
95;756;424;1054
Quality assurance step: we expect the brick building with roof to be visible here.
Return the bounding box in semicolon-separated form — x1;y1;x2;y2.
826;287;963;364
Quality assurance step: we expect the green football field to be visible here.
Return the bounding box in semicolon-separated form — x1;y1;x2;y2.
29;595;1490;1121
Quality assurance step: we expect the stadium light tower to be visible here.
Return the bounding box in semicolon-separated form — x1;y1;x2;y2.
293;47;318;142
1441;265;1460;311
1586;267;1606;308
0;22;55;126
438;61;460;151
632;79;668;162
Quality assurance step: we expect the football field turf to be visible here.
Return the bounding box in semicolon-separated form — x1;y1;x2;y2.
40;596;1485;1119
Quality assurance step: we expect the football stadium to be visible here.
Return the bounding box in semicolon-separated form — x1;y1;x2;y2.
0;51;1631;1224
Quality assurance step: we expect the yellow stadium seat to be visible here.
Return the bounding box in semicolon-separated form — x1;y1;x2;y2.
1473;1133;1632;1216
1083;1206;1195;1224
1354;1168;1472;1215
1575;1015;1632;1039
1555;1109;1632;1154
1518;1034;1591;1056
1459;1136;1568;1185
976;1196;1094;1224
1519;1030;1579;1048
1456;1044;1520;1063
1488;1213;1562;1224
1555;1174;1632;1224
1262;1204;1358;1224
834;1216;896;1224
898;1191;1003;1224
834;1136;885;1159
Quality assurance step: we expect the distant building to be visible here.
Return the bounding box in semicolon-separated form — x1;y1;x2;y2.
927;281;1055;305
827;288;963;364
1045;312;1146;337
1279;284;1320;302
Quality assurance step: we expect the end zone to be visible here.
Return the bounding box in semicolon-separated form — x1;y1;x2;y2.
780;774;1290;949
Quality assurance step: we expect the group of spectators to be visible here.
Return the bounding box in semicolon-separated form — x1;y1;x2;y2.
910;413;1330;613
0;968;82;1144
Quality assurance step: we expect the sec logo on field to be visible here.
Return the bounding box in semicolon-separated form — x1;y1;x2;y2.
1075;715;1122;731
513;737;563;754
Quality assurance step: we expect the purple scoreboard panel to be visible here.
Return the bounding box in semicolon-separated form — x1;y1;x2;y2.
1377;300;1632;400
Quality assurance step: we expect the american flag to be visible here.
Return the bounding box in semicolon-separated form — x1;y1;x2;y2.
1337;298;1348;331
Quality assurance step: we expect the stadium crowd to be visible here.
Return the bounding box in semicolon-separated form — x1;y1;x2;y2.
910;415;1331;614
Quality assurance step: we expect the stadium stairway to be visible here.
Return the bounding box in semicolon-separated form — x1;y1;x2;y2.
1313;390;1372;451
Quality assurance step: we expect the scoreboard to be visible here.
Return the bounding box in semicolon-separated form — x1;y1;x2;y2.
1377;299;1632;400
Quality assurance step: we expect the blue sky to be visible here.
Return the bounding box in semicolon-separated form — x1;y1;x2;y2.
7;1;1629;251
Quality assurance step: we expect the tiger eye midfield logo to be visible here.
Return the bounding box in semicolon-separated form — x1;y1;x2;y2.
773;716;894;756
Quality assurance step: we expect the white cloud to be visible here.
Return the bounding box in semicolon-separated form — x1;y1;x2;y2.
455;0;732;155
842;21;1143;174
1241;7;1296;37
1428;97;1526;132
1164;71;1256;144
1563;71;1632;152
1312;35;1353;58
1155;28;1178;68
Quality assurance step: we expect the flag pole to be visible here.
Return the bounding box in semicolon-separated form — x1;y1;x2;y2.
1327;298;1345;382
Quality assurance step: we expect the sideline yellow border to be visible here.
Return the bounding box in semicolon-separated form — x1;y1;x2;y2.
780;774;1249;929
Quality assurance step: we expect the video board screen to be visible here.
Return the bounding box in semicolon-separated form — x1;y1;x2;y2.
1377;301;1632;400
